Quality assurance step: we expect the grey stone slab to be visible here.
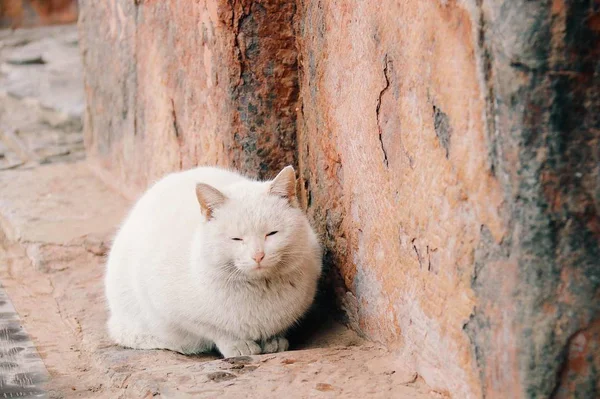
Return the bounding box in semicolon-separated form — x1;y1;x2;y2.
0;162;128;245
0;25;83;118
0;285;47;398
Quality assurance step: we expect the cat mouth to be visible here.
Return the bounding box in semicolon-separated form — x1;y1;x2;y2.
249;264;274;274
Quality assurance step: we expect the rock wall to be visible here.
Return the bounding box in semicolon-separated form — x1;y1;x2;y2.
79;0;600;398
470;2;600;398
296;1;503;397
79;0;298;198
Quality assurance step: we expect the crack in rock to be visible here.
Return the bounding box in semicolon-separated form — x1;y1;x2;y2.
376;54;391;167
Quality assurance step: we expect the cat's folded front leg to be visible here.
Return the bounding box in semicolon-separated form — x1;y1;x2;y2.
214;338;262;358
261;336;289;354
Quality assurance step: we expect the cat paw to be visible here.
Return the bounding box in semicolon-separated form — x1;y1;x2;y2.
217;340;262;358
261;336;289;354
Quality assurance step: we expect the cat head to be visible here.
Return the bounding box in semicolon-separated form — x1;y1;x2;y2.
195;166;312;279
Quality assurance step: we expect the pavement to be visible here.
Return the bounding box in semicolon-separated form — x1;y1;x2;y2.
0;24;84;171
0;24;437;398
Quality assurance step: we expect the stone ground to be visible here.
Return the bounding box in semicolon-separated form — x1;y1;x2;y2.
0;25;438;398
0;24;83;171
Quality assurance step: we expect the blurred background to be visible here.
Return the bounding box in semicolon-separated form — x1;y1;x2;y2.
0;0;82;171
0;0;77;28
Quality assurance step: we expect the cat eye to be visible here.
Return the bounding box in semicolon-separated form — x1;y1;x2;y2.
266;231;278;237
231;237;243;241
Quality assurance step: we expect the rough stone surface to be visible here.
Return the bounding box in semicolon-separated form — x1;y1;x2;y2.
0;25;83;118
0;284;48;398
0;162;126;244
463;1;600;398
0;25;85;170
297;1;600;398
79;0;299;199
0;162;435;398
79;1;600;398
296;2;505;398
0;162;127;274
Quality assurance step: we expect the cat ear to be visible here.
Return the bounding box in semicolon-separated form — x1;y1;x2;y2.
196;183;227;220
269;165;298;206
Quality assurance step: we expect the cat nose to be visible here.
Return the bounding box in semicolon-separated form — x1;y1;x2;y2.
252;251;265;263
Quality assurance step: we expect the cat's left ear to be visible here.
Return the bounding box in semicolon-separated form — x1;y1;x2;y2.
269;165;298;207
196;183;227;220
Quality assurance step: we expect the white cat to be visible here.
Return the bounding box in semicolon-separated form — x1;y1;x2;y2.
104;165;322;357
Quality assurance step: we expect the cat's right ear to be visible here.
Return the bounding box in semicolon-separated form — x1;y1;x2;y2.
196;183;227;220
269;165;299;208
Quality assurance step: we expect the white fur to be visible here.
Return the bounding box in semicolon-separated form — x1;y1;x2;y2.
105;166;322;357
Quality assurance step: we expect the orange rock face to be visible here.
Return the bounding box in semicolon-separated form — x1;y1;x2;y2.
80;0;298;198
296;2;505;397
80;0;600;398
